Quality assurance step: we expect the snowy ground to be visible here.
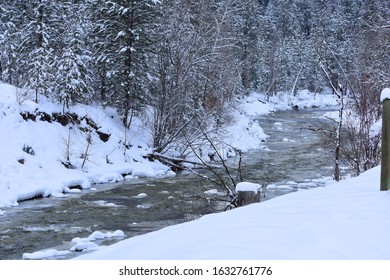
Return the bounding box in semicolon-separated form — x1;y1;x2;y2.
74;165;390;260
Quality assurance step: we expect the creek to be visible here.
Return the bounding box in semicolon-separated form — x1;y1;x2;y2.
0;108;337;260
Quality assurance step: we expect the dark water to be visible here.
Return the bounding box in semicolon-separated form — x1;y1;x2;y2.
0;109;336;260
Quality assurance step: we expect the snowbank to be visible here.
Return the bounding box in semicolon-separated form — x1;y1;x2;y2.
75;166;390;260
0;83;172;207
268;90;339;110
222;89;338;153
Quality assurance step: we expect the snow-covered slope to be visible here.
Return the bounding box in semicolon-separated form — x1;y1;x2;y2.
74;166;390;260
0;83;172;207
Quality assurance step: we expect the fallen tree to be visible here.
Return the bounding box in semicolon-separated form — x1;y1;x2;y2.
147;152;222;171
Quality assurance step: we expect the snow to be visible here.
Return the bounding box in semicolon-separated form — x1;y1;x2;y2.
235;182;261;193
75;166;390;260
380;88;390;102
204;189;225;196
267;184;293;190
71;229;125;244
131;193;148;198
22;249;71;260
70;241;100;252
22;230;125;259
370;119;382;137
88;200;121;207
269;89;339;110
136;203;152;209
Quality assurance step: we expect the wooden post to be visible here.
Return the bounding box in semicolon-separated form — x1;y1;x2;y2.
381;96;390;191
236;191;260;207
235;182;261;206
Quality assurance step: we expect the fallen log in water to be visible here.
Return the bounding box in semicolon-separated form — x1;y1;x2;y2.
149;152;222;171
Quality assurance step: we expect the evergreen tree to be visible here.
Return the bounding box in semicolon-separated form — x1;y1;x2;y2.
230;0;264;92
89;0;158;126
0;2;21;85
55;0;93;111
16;0;61;102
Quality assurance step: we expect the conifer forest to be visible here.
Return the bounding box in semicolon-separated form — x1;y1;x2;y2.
1;0;389;176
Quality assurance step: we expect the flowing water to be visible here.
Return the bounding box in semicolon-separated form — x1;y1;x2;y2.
0;109;337;260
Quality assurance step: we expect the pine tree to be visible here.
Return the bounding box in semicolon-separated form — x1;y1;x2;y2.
89;0;159;126
0;2;20;85
16;0;61;103
230;0;264;92
55;0;93;111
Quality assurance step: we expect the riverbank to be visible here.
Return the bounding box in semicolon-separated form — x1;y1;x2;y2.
0;82;338;209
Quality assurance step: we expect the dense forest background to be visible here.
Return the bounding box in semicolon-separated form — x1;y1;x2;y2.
1;0;389;176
